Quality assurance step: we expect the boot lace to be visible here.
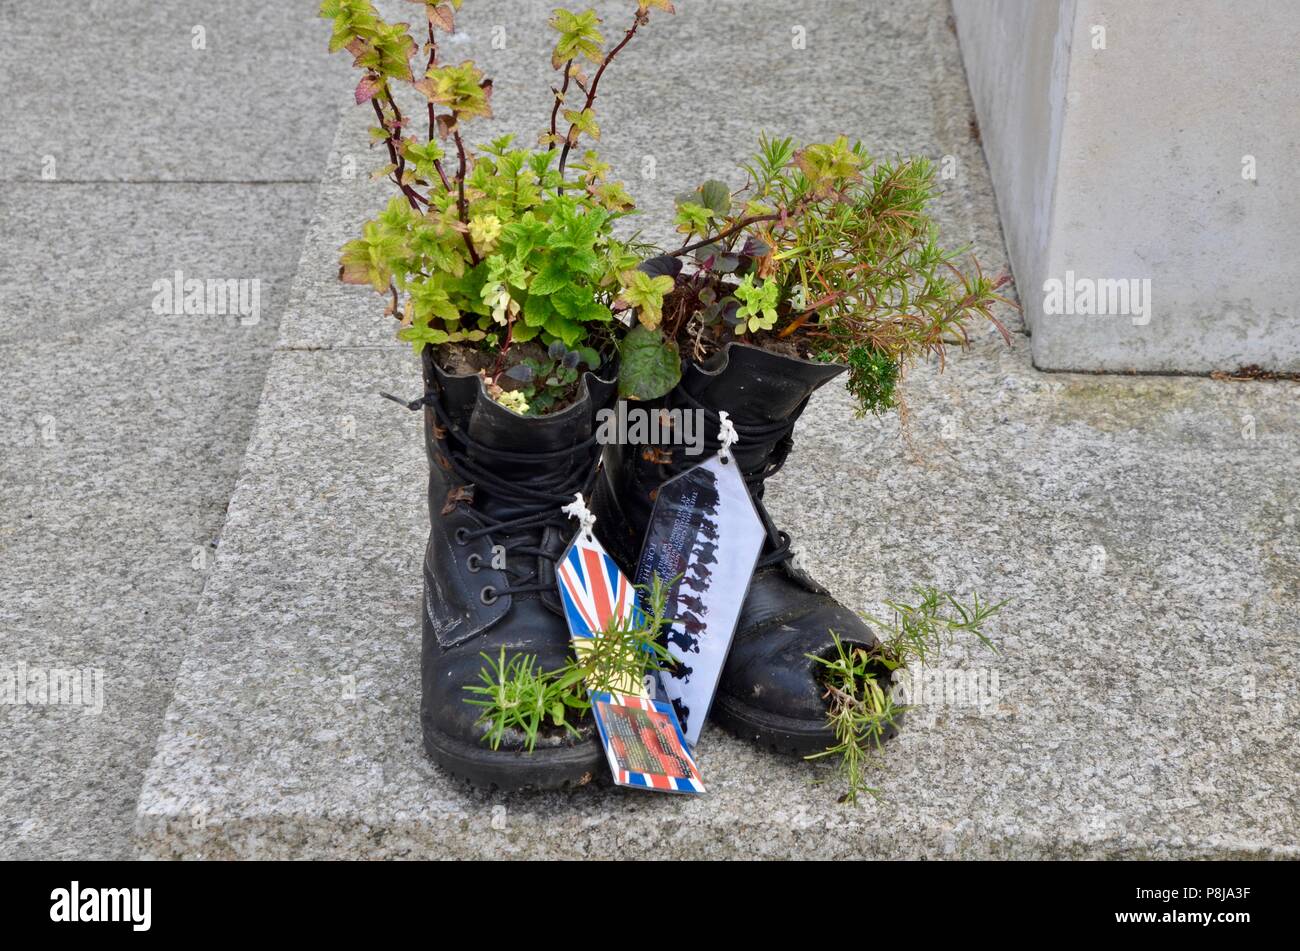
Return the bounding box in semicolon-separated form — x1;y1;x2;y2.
664;388;804;569
385;392;600;602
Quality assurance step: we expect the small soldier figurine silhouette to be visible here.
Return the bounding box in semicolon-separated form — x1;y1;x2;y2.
668;624;699;654
671;696;691;735
670;615;702;654
698;516;719;543
679;568;706;594
681;611;706;639
677;592;706;616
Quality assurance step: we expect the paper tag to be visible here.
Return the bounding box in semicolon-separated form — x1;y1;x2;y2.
555;527;704;794
590;691;705;793
556;530;645;696
633;452;766;747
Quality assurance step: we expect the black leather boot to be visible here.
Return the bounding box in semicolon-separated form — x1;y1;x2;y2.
593;342;893;755
415;349;616;790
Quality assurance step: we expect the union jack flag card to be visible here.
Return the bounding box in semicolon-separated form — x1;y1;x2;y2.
556;532;643;643
555;530;646;697
555;528;704;794
589;691;705;794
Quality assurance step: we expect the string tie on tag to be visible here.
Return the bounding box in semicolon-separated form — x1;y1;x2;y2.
717;410;739;464
562;493;597;543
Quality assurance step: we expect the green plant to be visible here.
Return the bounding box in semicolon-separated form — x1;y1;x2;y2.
572;573;675;696
623;134;1014;414
463;573;676;752
618;324;682;400
497;340;603;415
840;344;901;419
808;587;1006;804
616;270;675;330
322;0;674;414
464;647;590;751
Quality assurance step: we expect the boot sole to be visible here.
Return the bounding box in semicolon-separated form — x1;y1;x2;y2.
710;691;902;757
423;727;604;793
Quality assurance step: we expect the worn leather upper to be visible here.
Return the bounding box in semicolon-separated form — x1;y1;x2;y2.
593;342;881;726
420;349;617;752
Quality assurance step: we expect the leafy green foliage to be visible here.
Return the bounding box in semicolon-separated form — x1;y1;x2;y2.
616;270;674;330
549;8;605;69
673;179;732;239
327;2;1004;423
321;0;670;414
627;133;1013;413
863;587;1005;670
618;325;681;400
842;344;900;418
806;634;905;804
415;60;492;119
674;201;715;239
464;574;676;752
808;587;1006;804
572;573;675;696
500;341;603;415
732;273;779;332
464;648;589;751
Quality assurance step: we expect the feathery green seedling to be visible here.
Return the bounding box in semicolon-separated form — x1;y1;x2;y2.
807;634;908;804
464;573;676;752
573;573;676;696
808;587;1006;804
463;648;588;751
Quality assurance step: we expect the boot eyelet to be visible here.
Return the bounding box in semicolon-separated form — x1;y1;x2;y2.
466;553;482;573
479;586;498;605
454;527;470;545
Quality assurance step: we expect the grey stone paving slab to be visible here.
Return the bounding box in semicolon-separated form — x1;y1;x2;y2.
0;1;351;182
279;0;1015;350
0;182;319;859
135;0;1299;858
134;337;1300;859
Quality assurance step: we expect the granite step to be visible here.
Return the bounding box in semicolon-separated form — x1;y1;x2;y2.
132;0;1300;859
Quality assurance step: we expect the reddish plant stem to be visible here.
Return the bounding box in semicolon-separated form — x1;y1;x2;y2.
370;91;431;210
668;213;780;257
548;59;573;151
423;24;453;190
416;28;475;264
671;191;821;258
557;14;641;180
451;126;480;265
425;24;438;140
493;312;515;378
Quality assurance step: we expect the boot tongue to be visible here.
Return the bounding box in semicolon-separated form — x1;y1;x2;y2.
684;343;844;482
463;384;597;522
687;342;844;427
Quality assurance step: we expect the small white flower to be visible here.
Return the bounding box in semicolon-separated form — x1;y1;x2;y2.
494;390;530;414
481;281;515;326
790;283;807;311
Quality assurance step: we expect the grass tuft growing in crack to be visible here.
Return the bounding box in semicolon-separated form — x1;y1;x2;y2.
808;586;1007;804
463;574;675;752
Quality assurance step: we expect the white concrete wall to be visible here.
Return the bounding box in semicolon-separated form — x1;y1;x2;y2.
951;0;1075;340
953;0;1300;373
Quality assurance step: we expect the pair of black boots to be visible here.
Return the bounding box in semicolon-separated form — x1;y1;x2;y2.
417;343;880;790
